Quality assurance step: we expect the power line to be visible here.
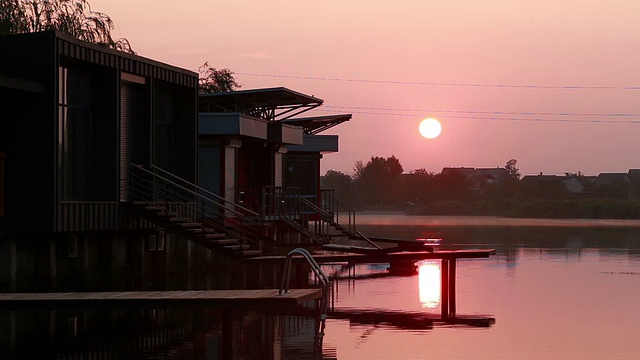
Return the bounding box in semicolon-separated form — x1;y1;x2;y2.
322;105;640;117
315;109;640;124
237;72;640;90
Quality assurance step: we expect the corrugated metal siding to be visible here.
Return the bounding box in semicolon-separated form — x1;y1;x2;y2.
274;152;283;187
56;37;198;87
119;84;129;202
56;202;119;232
224;147;236;204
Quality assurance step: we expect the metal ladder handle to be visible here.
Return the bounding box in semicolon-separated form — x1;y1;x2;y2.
279;248;328;295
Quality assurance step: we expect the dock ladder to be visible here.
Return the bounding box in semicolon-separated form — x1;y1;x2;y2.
279;248;329;353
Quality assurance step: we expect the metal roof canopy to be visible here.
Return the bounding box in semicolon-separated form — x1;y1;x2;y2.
199;87;323;121
282;114;352;135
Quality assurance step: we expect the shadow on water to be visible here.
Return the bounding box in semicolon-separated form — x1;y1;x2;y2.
1;307;337;360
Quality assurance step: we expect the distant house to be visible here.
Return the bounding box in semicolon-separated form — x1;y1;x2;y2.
628;169;640;199
473;168;509;185
561;177;587;194
441;166;509;191
595;173;630;187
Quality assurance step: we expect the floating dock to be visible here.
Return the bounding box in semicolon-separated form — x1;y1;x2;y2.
0;289;322;310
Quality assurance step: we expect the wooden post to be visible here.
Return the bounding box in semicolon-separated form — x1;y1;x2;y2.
221;309;234;359
193;310;206;359
449;258;456;317
441;259;449;319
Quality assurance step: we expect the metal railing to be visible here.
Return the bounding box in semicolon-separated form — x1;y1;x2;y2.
128;164;270;249
320;189;357;235
278;248;329;351
258;186;327;245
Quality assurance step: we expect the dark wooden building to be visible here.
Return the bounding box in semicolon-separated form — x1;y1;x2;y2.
0;31;201;292
0;31;198;235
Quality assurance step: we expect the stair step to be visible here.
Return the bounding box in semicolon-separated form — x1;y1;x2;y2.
172;222;202;228
205;238;238;245
241;250;262;257
183;227;215;234
167;217;190;222
153;210;178;215
197;233;227;240
221;244;250;251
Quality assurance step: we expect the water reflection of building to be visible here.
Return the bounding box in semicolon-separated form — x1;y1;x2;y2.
0;308;335;359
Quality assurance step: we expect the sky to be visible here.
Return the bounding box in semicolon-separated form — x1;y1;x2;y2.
91;0;640;177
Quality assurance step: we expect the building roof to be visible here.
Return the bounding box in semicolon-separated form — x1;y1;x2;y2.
282;114;352;134
0;31;198;88
199;87;323;121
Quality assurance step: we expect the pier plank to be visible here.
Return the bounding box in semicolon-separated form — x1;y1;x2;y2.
0;289;322;310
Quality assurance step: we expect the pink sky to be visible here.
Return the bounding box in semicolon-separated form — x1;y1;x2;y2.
92;0;640;177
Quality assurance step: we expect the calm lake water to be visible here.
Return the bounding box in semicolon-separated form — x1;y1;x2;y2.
3;214;640;359
322;214;640;360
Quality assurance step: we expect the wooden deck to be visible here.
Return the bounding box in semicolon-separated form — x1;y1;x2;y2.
247;249;495;264
0;289;322;310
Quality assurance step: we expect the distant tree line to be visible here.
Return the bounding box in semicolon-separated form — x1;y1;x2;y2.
321;157;640;219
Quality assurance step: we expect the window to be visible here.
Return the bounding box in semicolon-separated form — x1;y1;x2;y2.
58;66;92;199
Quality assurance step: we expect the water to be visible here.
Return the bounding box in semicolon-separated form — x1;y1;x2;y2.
322;214;640;360
3;214;640;359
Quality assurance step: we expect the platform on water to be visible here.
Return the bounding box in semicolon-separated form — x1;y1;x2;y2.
0;289;322;310
247;249;495;264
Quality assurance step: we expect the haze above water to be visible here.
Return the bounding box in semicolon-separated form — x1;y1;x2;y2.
322;214;640;359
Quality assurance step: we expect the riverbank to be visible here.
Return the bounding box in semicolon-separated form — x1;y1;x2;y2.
356;212;640;228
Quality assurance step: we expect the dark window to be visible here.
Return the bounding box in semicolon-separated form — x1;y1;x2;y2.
58;66;117;201
285;155;318;200
58;66;92;199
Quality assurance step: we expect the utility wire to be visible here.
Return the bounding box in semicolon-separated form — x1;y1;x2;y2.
315;109;640;124
237;72;640;90
322;105;640;118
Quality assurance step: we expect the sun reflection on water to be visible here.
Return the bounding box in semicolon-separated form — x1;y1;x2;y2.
418;261;441;308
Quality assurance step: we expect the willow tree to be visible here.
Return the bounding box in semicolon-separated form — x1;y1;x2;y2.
0;0;133;53
198;62;240;93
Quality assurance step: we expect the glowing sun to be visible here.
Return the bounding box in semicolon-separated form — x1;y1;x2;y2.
419;118;442;139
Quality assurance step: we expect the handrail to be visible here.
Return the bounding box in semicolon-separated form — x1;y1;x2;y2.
320;189;357;236
148;164;259;216
128;163;272;250
278;248;329;350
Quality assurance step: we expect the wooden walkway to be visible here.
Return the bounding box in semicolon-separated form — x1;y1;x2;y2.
0;289;322;310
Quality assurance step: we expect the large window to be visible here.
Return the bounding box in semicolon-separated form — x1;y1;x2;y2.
57;66;117;200
58;66;91;199
285;154;318;199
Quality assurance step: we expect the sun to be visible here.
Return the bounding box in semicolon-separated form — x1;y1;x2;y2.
419;118;442;139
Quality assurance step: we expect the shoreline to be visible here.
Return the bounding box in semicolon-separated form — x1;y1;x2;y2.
355;212;640;228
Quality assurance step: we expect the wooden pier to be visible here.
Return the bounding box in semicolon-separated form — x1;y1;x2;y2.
249;248;495;319
0;289;322;310
247;249;495;264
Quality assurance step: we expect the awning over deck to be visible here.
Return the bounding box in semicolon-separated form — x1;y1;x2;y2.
199;87;323;121
282;114;352;135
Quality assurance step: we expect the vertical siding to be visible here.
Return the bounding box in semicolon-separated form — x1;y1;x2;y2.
119;84;129;202
56;202;119;232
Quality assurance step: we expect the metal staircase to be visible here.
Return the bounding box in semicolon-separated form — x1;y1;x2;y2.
128;164;265;259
